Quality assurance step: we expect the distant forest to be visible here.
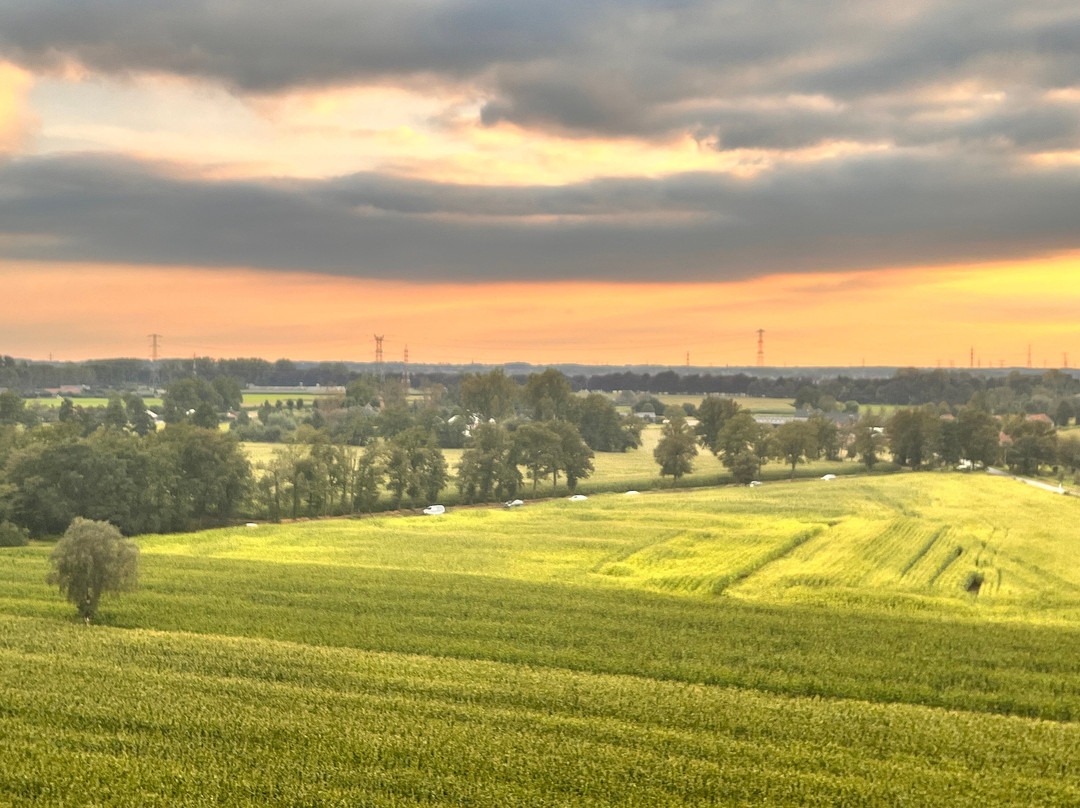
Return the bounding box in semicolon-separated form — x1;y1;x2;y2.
2;354;1079;411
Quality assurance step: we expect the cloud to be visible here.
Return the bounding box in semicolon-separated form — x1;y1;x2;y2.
0;0;1077;155
0;61;33;154
2;151;1078;282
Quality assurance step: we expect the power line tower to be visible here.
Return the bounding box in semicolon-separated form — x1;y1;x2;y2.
148;333;162;390
756;329;765;367
970;346;974;368
374;334;385;383
403;345;410;390
1027;345;1032;369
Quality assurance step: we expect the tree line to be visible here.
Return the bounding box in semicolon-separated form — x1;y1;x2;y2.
4;365;1079;542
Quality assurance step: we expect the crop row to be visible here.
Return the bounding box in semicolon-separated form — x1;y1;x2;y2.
2;616;1079;807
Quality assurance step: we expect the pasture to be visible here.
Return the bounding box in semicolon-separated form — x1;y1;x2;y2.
3;474;1079;805
242;425;874;502
26;396;164;409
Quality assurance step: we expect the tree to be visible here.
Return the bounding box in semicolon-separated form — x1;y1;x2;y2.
514;422;561;493
852;415;886;470
716;411;770;483
460;369;519;421
384;427;447;507
728;449;763;485
456;422;522;503
125;395;155;436
695;397;741;453
0;391;32;427
1002;416;1057;476
345;375;380;408
162;378;223;423
47;518;138;622
103;393;129;430
654;414;697;484
772;420;817;478
1054;399;1075;428
211;376;244;411
191;400;219;429
550;420;594;492
58;397;76;423
954;407;998;469
523;369;573;421
806;413;840;461
569;393;640;452
885;408;941;469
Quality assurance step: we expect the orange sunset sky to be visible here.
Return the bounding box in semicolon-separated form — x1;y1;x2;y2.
2;2;1079;368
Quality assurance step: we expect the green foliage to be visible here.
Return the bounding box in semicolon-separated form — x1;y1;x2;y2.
852;414;886;469
385;427;446;507
653;414;697;482
103;393;128;430
0;391;36;427
523;369;574;421
0;519;29;547
211;376;244;410
162;377;223;423
456;422;522;503
569;393;639;452
716;411;770;483
514;421;561;493
886;408;941;468
771;420;817;478
57;397;75;423
46;518;138;620
191;400;219;429
631;395;665;416
124;394;155;436
695;396;741;453
460;368;518;421
550;420;594;492
1002;415;1057;475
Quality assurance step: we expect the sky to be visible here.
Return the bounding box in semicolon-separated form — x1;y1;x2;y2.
1;0;1079;368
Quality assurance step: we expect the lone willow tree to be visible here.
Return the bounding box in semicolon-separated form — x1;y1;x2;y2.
48;518;139;622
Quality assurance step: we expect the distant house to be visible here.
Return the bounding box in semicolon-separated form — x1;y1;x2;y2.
1026;413;1054;426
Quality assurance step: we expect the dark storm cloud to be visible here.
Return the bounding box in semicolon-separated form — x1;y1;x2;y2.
2;153;1079;281
1;0;1078;150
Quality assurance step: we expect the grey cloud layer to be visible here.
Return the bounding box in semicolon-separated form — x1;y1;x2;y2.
1;0;1078;150
2;154;1078;280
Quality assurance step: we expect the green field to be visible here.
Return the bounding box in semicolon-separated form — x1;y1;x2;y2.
241;392;332;408
26;396;164;410
243;425;874;502
3;473;1080;805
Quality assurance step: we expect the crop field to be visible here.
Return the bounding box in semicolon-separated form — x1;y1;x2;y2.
3;474;1080;805
241;392;331;408
243;425;872;501
26;396;164;409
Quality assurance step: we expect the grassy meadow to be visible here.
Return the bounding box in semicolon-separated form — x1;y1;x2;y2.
3;473;1080;805
242;424;877;503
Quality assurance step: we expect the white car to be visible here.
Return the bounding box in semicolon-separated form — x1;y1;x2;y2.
748;481;762;487
422;505;446;515
568;494;588;501
505;499;525;508
821;474;837;481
